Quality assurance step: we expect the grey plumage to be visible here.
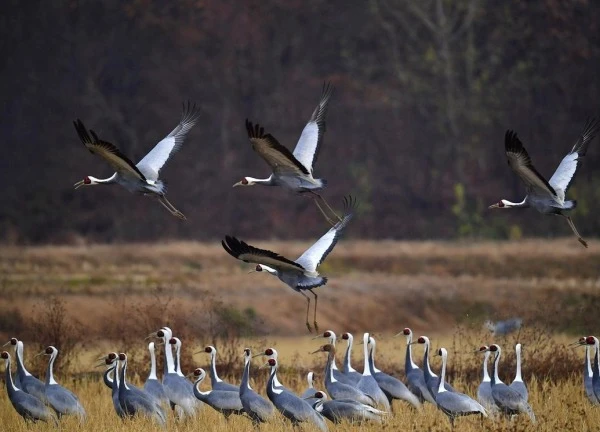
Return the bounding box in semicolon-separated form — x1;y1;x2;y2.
144;342;170;408
191;368;244;418
356;333;390;411
1;351;57;425
253;348;293;394
2;339;46;403
434;348;487;427
314;330;356;385
397;328;437;405
415;335;455;399
475;346;498;413
264;358;328;431
509;343;528;401
341;333;363;384
309;391;387;424
368;336;421;410
484;318;522;336
240;349;274;424
203;345;239;392
576;337;599;404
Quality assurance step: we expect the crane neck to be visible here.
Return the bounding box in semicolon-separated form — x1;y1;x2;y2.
593;342;600;378
119;358;130;392
438;351;447;394
241;356;252;391
174;342;184;377
343;335;357;374
111;362;120;398
15;341;31;377
368;339;381;374
209;350;223;385
326;349;337;383
163;336;176;374
514;345;523;382
491;350;503;386
502;198;529;208
148;344;158;380
268;364;282;395
307;372;314;389
423;340;436;378
362;334;371;376
45;351;58;386
328;334;339;371
89;174;118;184
193;375;209;398
247;176;275;186
4;357;20;394
585;345;593;378
405;334;418;371
482;351;491;382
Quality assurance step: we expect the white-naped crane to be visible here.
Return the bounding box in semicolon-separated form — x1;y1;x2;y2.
240;348;275;425
510;343;528;400
144;342;169;408
223;195;357;332
306;391;387;424
576;336;600;403
252;348;292;394
412;336;456;399
489;118;600;247
201;346;239;392
39;346;86;422
341;333;363;384
570;336;599;404
1;351;58;425
73;102;201;220
356;333;390;411
475;345;498;414
434;348;487;427
313;331;355;385
189;368;244;419
394;328;436;405
2;338;46;403
234;83;340;224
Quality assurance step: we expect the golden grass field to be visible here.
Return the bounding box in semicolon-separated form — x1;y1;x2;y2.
1;239;600;430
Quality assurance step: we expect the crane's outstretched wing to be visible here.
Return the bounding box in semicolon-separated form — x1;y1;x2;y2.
137;102;202;181
245;120;310;176
295;195;357;272
222;235;305;272
549;117;599;201
504;130;556;198
292;82;334;173
73;119;146;181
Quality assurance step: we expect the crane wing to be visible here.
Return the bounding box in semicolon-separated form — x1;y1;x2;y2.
504;130;556;198
73;119;146;181
222;236;305;272
292;82;334;173
136;102;201;181
548;117;599;201
295;195;357;272
245;120;310;176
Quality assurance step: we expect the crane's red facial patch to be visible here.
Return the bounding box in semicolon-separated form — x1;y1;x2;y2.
323;331;331;337
417;337;426;344
108;353;117;360
256;265;262;272
479;346;488;352
489;345;498;352
586;336;596;345
268;359;276;366
315;391;324;398
204;346;212;353
169;338;176;345
84;177;91;185
437;348;443;356
118;353;126;361
244;349;250;356
1;351;8;359
157;330;164;337
241;178;248;185
105;358;112;365
342;333;349;340
265;348;274;356
403;328;411;335
45;347;53;355
497;201;504;208
10;338;17;345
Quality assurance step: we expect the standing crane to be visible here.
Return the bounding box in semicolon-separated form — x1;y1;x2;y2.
571;336;599;404
253;348;292;394
262;358;328;431
239;348;274;425
576;336;600;403
222;195;357;332
475;345;498;413
367;336;421;410
144;342;169;408
233;83;340;224
2;338;46;402
489;118;599;247
434;348;487;427
395;328;436;404
412;336;455;399
340;333;363;384
39;346;86;422
1;351;57;425
202;346;239;391
73;102;201;219
483;345;536;422
313;331;355;385
356;333;390;411
98;353;125;418
307;391;387;424
510;343;528;400
190;368;244;418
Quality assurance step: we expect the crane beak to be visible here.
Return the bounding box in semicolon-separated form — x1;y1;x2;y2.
34;351;46;358
1;341;11;347
73;180;85;190
232;181;243;188
568;341;585;347
259;361;270;369
310;348;323;354
247;269;256;274
252;352;265;358
488;203;499;209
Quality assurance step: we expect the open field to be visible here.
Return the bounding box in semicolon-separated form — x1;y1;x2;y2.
0;239;599;430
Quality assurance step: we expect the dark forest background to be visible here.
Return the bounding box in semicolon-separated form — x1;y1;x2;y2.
1;0;599;244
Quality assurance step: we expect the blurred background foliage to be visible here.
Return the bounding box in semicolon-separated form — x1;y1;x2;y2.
0;0;598;244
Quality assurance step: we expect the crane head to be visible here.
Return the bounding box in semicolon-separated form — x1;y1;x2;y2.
488;200;508;209
1;351;8;360
74;176;93;190
260;358;277;369
341;333;351;340
118;353;127;361
232;177;252;187
204;346;216;354
243;348;251;357
192;368;205;379
586;336;597;345
417;337;426;344
403;328;412;336
169;338;177;345
2;338;17;347
489;345;500;352
476;345;489;353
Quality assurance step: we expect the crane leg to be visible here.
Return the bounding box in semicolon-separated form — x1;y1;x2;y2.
564;216;588;248
157;196;187;220
308;289;319;333
299;291;312;332
313;198;336;226
310;192;341;225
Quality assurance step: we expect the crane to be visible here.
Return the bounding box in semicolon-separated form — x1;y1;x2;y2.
98;353;125;418
222;195;357;332
202;346;239;391
570;336;599;404
434;348;487;427
262;357;328;431
356;333;390;411
2;338;46;402
144;342;169;408
190;368;244;418
239;348;274;425
489;118;600;247
475;345;498;413
509;343;528;400
118;353;167;426
395;328;436;404
1;351;57;425
307;391;387;424
367;335;421;409
483;345;536;422
233;83;340;224
73;102;201;219
313;331;355;385
253;348;292;394
39;346;86;422
311;344;376;406
340;332;363;384
576;336;600;403
412;335;455;399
